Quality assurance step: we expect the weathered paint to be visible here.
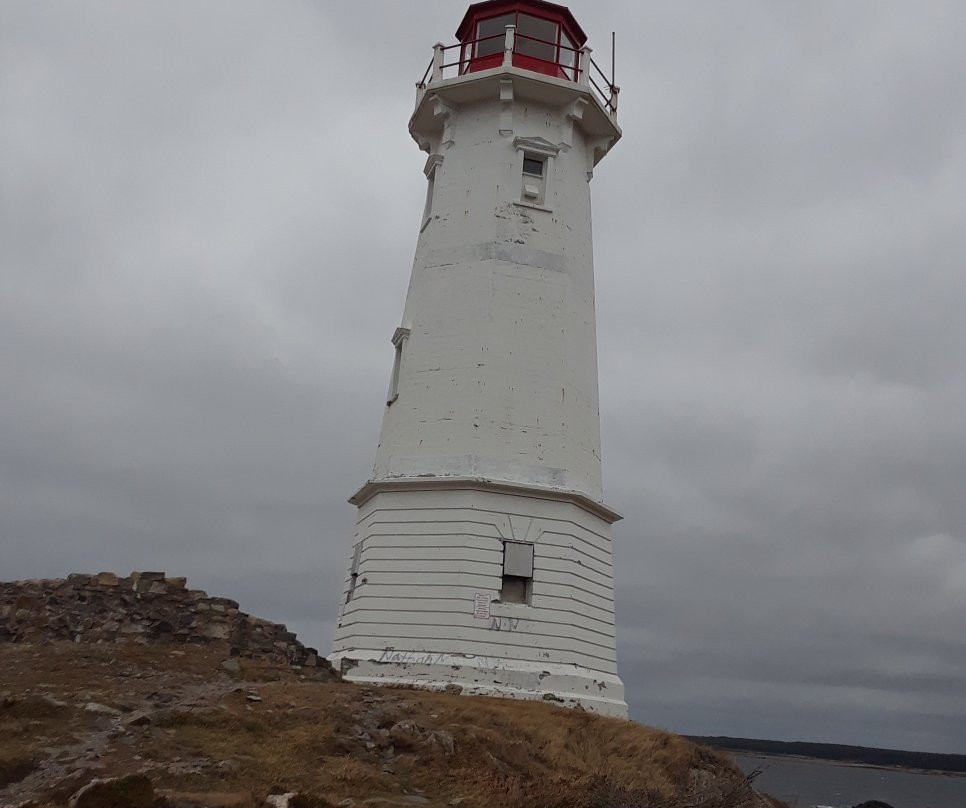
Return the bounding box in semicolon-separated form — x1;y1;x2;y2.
332;487;625;715
329;24;626;716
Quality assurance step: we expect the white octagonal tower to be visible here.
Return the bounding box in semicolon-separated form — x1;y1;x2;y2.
330;0;626;716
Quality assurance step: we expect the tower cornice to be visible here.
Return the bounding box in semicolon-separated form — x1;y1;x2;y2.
410;67;620;160
349;476;623;525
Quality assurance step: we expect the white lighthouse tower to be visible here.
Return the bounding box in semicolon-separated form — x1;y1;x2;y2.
330;0;626;717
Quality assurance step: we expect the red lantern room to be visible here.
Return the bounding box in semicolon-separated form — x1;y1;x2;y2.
455;0;587;80
414;0;618;129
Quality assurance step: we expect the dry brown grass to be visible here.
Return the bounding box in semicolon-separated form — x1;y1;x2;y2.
0;755;37;788
0;693;75;787
0;642;784;808
69;775;167;808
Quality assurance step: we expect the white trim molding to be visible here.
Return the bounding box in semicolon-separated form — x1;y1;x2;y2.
349;475;622;525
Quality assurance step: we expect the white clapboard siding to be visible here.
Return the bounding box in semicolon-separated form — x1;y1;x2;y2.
362;535;504;551
538;533;615;569
534;569;614;600
353;584;489;600
344;632;618;673
341;605;617;649
352;584;616;626
359;561;496;576
533;556;615;591
355;570;500;589
529;593;617;624
363;523;507;540
341;596;471;614
347;585;616;625
360;547;501;565
488;602;616;633
348;595;617;634
337;611;618;653
362;499;608;538
361;510;512;529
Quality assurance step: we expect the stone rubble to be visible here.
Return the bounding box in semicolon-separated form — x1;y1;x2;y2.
0;572;330;671
263;795;296;808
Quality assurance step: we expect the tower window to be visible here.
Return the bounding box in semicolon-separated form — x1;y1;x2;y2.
520;153;548;205
522;157;544;177
500;541;533;604
346;543;362;603
513;138;559;211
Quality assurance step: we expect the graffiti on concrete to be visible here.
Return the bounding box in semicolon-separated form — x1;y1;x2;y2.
488;616;520;632
377;647;505;669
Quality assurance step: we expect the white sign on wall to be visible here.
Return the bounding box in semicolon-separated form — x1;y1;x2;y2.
473;592;491;620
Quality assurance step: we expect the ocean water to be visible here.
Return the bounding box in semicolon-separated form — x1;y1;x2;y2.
734;753;966;808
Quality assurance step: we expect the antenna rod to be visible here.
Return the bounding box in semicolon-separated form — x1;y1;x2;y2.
611;31;616;89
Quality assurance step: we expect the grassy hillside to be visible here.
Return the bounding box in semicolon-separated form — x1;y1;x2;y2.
0;642;784;808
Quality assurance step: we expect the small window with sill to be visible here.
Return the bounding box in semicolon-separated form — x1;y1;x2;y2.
520;153;547;206
513;138;558;209
500;541;534;604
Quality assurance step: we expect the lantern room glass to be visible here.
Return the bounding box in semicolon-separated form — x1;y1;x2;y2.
515;14;557;62
466;9;580;80
559;31;576;79
475;14;514;57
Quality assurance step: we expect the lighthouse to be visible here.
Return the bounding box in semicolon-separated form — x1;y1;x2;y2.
330;0;626;717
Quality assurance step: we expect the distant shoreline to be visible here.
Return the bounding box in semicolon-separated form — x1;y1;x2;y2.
733;750;966;779
689;735;966;776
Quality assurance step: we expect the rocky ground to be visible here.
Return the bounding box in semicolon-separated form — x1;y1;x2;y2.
0;641;785;808
0;574;327;672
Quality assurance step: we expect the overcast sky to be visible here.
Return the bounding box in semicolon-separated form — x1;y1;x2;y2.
2;0;965;755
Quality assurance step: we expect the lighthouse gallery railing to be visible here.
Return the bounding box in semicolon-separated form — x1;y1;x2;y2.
416;25;619;118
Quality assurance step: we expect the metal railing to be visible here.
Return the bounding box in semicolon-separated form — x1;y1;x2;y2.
416;25;619;118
